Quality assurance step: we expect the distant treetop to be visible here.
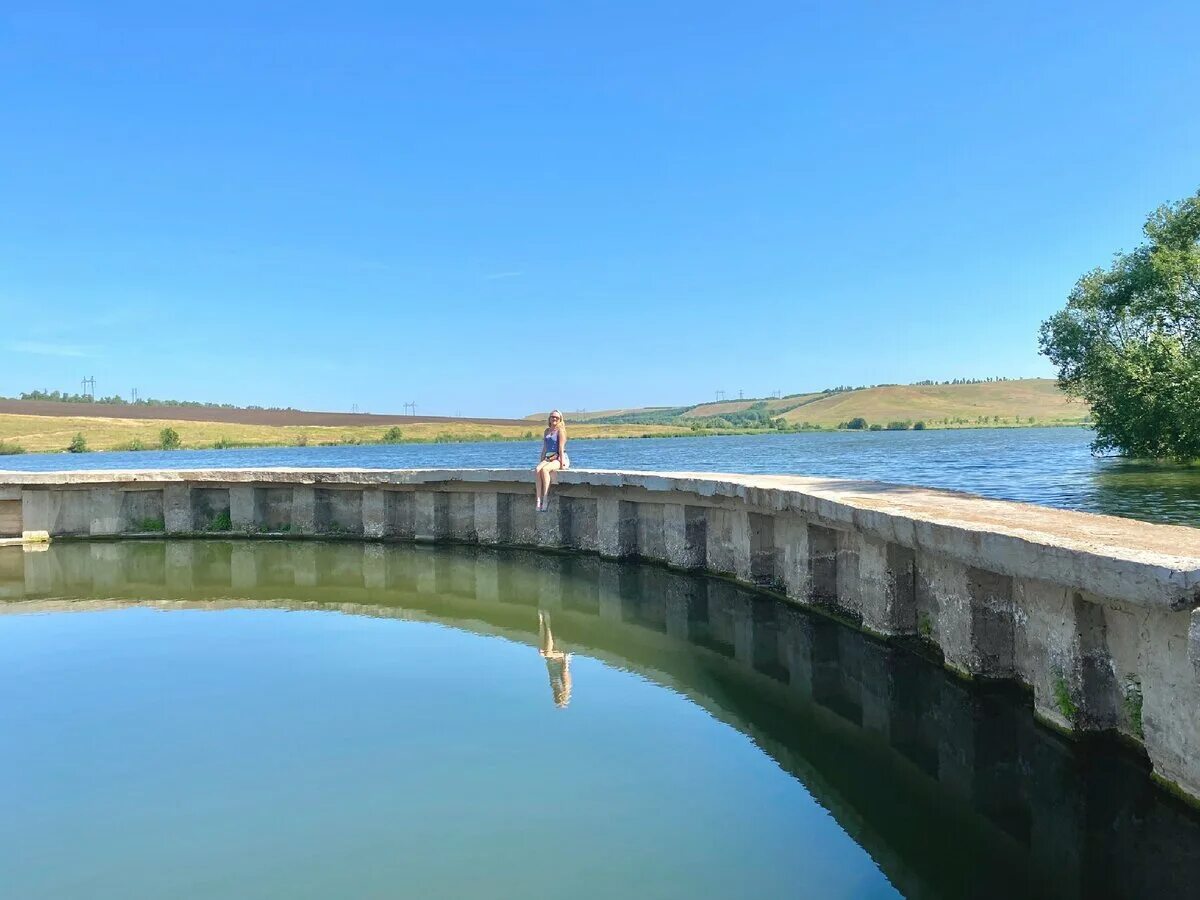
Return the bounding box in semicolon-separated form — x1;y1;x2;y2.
7;389;298;412
1040;188;1200;460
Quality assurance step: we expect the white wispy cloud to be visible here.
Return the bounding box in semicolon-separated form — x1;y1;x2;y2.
5;340;94;358
484;271;522;280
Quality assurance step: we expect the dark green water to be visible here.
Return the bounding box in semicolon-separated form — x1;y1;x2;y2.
3;540;1200;899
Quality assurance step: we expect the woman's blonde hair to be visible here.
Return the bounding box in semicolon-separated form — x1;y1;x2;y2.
548;409;565;428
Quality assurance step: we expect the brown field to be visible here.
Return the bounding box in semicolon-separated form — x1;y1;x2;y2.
523;406;679;422
0;399;527;428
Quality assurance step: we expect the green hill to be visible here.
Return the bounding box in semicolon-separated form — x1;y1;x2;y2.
532;379;1087;430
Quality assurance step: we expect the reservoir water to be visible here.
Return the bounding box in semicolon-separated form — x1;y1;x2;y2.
4;540;1200;899
4;427;1200;526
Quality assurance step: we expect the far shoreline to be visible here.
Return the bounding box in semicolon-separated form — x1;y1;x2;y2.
1;421;1093;459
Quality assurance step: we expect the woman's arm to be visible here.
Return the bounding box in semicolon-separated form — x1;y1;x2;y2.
557;427;567;468
538;431;547;464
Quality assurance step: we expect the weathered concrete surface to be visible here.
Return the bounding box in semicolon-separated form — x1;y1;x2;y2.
4;466;1195;602
3;465;1200;804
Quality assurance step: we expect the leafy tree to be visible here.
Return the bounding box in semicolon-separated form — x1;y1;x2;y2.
159;427;181;450
843;417;868;430
913;421;926;430
67;432;88;453
381;426;404;444
1040;189;1200;459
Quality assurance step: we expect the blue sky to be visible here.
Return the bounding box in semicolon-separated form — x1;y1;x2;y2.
2;2;1197;417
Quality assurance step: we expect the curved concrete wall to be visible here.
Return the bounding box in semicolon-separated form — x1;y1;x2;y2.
4;466;1200;804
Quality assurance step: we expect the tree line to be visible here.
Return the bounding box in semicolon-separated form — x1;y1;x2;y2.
7;389;297;412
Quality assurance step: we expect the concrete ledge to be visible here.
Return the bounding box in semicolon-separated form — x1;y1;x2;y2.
4;465;1200;804
3;467;1196;602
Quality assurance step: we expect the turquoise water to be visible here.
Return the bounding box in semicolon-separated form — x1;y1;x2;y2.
4;428;1200;526
3;540;1200;899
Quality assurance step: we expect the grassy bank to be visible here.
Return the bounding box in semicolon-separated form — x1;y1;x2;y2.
0;413;709;455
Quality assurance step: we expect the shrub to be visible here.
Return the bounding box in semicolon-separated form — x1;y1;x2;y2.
868;424;884;431
918;613;933;639
68;432;88;453
913;421;926;430
295;434;308;446
885;420;912;431
159;427;181;450
381;426;404;444
1053;669;1079;726
843;417;868;430
0;441;26;455
1123;677;1144;739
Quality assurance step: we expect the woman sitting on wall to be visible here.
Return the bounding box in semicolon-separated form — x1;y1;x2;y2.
536;409;569;511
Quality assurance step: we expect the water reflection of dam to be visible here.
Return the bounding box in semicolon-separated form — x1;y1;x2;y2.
4;539;1199;900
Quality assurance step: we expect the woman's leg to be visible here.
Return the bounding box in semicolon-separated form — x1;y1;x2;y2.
536;460;551;508
540;459;557;507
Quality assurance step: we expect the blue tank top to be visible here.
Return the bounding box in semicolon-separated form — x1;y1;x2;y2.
544;430;560;455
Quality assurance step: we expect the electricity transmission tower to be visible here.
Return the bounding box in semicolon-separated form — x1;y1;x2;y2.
404;401;417;416
715;390;725;402
80;376;95;400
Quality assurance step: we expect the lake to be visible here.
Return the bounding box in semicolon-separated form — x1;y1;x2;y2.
4;539;1199;899
3;427;1199;526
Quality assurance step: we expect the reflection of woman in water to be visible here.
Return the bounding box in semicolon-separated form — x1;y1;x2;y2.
538;610;572;708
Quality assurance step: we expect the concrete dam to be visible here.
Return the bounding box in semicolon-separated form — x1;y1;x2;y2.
3;466;1199;805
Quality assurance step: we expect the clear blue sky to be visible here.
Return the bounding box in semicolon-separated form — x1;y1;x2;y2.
2;2;1197;417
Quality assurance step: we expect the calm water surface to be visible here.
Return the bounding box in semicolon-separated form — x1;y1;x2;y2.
3;540;1200;899
5;428;1200;526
